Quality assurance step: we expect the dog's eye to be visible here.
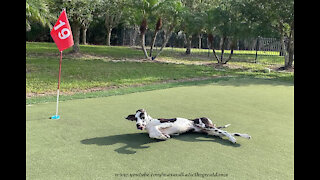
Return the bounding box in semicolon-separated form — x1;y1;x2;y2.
139;113;145;119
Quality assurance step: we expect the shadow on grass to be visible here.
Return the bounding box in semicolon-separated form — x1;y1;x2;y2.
81;132;240;154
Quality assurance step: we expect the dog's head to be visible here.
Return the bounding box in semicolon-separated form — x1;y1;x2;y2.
125;109;148;130
193;117;215;129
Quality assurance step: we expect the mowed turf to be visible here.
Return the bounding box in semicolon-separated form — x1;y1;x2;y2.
26;78;293;180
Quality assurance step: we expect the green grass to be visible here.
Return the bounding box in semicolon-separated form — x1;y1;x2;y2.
26;77;230;104
26;78;294;180
27;42;143;59
26;42;294;179
26;42;293;100
159;47;284;64
26;42;285;64
26;56;227;94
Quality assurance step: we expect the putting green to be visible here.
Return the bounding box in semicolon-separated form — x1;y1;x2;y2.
26;78;293;180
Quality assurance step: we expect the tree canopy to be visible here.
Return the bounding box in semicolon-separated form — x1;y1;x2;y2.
26;0;294;67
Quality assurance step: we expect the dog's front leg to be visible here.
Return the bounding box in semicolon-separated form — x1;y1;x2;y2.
148;124;172;140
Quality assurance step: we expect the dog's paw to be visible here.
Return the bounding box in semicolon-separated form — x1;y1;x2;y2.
156;134;170;140
163;134;170;138
238;134;251;139
150;133;170;140
228;136;237;144
245;134;251;139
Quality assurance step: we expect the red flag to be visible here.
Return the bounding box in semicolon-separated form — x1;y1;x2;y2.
50;10;74;52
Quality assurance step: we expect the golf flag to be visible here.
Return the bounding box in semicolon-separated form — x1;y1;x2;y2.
49;9;73;120
50;10;74;52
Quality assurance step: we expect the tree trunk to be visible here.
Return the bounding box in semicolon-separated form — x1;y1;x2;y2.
152;26;174;60
255;38;260;63
141;33;149;59
106;28;112;46
185;35;192;55
71;22;81;53
139;18;149;59
219;36;227;63
286;29;294;68
225;39;237;64
152;32;170;60
105;13;114;46
131;26;138;46
122;27;126;46
278;20;294;69
149;31;159;57
198;34;202;49
280;35;288;68
149;18;162;58
82;26;87;45
208;33;219;62
287;46;294;68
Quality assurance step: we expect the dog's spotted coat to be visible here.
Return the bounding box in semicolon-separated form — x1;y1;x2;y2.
125;109;251;143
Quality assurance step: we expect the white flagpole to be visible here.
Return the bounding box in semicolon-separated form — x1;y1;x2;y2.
55;89;60;116
51;51;63;119
49;8;73;120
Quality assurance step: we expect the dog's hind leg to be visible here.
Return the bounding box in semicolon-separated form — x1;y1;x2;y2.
219;131;237;143
206;128;236;143
231;133;251;139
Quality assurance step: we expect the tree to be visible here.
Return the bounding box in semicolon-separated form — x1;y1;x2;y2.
120;2;141;46
206;0;237;64
97;0;126;46
269;0;294;69
81;1;99;45
180;0;211;55
53;0;97;53
205;0;274;64
241;0;294;69
133;0;184;60
26;0;54;31
151;0;184;60
129;0;165;59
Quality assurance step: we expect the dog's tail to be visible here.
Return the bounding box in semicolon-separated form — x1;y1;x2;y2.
217;124;231;129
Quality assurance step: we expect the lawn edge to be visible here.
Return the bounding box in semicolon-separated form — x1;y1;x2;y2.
26;76;293;105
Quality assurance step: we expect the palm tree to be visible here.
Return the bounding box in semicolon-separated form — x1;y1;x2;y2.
133;0;164;59
152;0;184;60
26;0;53;31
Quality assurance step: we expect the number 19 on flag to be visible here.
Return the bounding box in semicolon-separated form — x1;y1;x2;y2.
50;9;74;52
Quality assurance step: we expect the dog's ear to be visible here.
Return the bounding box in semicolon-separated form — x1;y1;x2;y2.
136;109;145;113
125;114;137;121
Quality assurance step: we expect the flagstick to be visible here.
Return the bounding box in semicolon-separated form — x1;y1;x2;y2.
50;9;73;120
55;88;60;116
56;50;63;114
51;51;63;119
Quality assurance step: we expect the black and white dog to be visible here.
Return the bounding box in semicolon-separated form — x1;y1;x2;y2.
125;109;251;143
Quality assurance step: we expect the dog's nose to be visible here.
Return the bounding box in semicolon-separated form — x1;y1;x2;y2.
136;124;142;129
